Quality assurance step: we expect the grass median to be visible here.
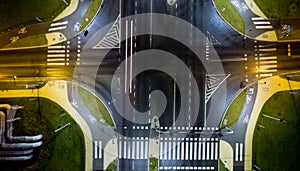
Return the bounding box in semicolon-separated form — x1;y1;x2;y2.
4;34;47;49
221;89;247;128
78;86;115;127
252;90;300;170
0;0;70;32
214;0;246;34
80;0;103;31
0;97;85;170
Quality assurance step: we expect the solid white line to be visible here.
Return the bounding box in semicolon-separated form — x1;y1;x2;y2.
94;141;98;159
132;140;136;159
190;142;193;160
240;143;243;161
202;142;206;160
48;25;67;32
173;142;176;160
181;142;184;160
164;141;168;160
47;63;65;66
185;141;189;160
145;140;148;159
194;142;197;160
259;56;277;60
258;48;277;52
260;73;273;77
215;142;218;160
211;142;214;160
130;20;133;94
206;142;210;160
47;58;65;62
253;21;271;25
47;54;65;58
141;140;144;159
47;50;66;53
48;45;65;49
50;21;68;27
168;141;172;160
124;141;127;159
260;60;277;64
235;143;239;161
125;20;128;93
99;141;102;159
259;65;277;69
255;25;273;29
251;17;265;20
198;141;201;160
136;139;140;159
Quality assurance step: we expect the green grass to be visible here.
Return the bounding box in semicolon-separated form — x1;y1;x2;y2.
214;0;246;34
0;97;85;170
221;89;247;128
78;86;115;127
0;0;71;32
80;0;103;31
4;34;47;49
105;160;117;171
254;0;300;19
149;157;159;171
252;90;300;170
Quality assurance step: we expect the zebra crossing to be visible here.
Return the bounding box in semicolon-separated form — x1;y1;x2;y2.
251;17;273;30
160;137;219;161
235;143;243;162
94;140;103;159
118;137;149;159
159;166;215;171
48;21;68;32
47;43;70;66
254;43;277;78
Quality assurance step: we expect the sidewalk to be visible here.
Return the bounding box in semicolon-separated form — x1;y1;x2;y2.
54;0;79;21
0;80;93;171
244;75;300;170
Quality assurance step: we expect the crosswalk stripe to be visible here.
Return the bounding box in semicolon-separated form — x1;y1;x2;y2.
49;25;67;32
136;139;140;159
50;21;68;27
215;142;218;160
141;140;144;159
94;141;98;159
206;142;210;160
194;142;197;160
198;141;201;160
253;21;271;25
164;141;167;160
185;141;189;160
124;140;127;159
47;58;65;62
258;48;276;52
255;25;273;29
127;141;131;159
259;61;277;64
47;63;65;66
48;50;66;53
251;17;265;20
119;139;122;158
259;65;277;69
211;142;214;160
99;141;102;159
202;142;206;160
190;142;193;160
235;143;239;161
240;143;243;161
181;142;184;160
48;45;65;49
168;141;172;160
47;54;65;58
132;140;136;159
145;140;148;159
172;142;176;160
260;73;273;77
259;56;277;60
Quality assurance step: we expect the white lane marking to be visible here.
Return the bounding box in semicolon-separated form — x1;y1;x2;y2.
94;141;98;159
255;25;273;29
47;54;65;58
240;143;243;161
129;20;133;94
48;45;65;49
48;25;67;32
50;21;68;27
259;56;277;60
253;21;271;25
251;17;265;20
235;143;239;161
215;142;218;160
125;20;128;93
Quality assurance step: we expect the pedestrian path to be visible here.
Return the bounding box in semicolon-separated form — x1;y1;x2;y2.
254;42;277;79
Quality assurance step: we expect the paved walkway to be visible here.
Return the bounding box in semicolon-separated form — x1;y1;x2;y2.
0;81;93;171
220;140;233;171
244;75;300;170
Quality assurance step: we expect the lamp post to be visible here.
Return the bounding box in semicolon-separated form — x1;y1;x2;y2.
13;76;16;85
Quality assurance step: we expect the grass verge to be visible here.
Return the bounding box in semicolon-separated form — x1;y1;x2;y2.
221;89;247;128
80;0;103;31
105;159;117;171
0;97;85;170
149;157;159;171
214;0;246;34
4;34;47;49
0;0;71;32
254;0;300;19
219;159;230;171
78;86;115;127
252;90;300;170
